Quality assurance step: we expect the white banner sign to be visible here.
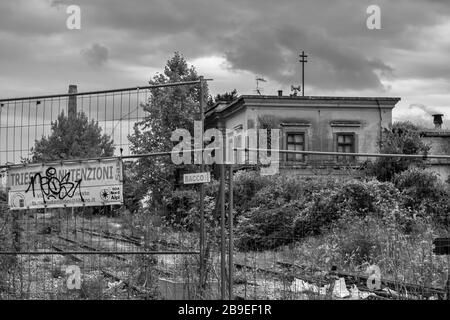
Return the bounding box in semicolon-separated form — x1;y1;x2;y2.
8;159;123;210
183;172;211;184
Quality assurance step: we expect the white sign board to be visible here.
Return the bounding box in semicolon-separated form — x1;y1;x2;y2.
183;172;211;184
7;159;123;210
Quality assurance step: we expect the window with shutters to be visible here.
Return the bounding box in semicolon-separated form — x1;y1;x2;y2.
286;132;305;162
336;133;355;162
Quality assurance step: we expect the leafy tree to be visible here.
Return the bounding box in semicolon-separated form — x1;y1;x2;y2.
128;52;208;207
207;89;238;107
366;121;430;181
31;111;114;162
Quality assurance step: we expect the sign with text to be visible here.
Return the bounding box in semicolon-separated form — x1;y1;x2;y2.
183;172;211;184
7;159;123;210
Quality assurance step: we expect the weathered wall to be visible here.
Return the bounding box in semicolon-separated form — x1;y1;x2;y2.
422;134;450;182
206;96;399;166
245;105;392;162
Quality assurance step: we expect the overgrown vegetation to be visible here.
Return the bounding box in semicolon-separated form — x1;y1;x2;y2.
230;170;449;252
31;111;114;162
366;121;430;181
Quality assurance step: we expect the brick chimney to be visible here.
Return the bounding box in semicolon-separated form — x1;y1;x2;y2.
432;114;443;129
68;84;77;118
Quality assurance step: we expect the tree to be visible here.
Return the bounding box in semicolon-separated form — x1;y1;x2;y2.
128;52;208;207
207;89;238;107
366;121;430;181
31;111;114;162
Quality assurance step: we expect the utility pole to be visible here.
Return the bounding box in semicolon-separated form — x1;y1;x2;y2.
299;51;308;96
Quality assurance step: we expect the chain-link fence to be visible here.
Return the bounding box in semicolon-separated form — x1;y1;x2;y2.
0;81;223;300
225;150;450;300
1;82;450;300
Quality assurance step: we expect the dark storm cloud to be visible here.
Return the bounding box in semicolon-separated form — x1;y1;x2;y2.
221;25;395;90
56;0;449;91
0;0;449;98
81;43;109;67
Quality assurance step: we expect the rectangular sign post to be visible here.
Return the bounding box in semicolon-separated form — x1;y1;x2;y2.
183;172;210;185
7;158;123;210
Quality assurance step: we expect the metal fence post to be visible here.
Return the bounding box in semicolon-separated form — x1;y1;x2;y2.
228;164;234;300
199;76;205;294
220;162;226;300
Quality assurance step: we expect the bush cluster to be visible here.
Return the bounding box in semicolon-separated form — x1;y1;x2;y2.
234;170;449;251
161;167;449;253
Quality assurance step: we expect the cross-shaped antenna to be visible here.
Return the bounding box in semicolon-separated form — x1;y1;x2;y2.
299;51;308;96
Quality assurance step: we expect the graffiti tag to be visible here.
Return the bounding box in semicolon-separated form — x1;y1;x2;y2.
25;167;84;204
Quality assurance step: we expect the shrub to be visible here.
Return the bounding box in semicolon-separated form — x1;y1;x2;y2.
293;188;340;238
293;179;403;239
162;189;199;230
394;168;442;207
182;195;218;233
232;171;272;213
335;180;402;217
366;121;430;181
236;177;411;251
235;201;301;251
394;168;450;227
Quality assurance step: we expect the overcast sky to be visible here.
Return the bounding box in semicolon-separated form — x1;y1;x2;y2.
0;0;449;128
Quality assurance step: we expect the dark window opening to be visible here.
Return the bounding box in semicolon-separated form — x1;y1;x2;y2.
286;133;305;162
336;133;355;162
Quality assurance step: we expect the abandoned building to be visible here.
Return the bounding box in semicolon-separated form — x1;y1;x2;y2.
205;93;401;174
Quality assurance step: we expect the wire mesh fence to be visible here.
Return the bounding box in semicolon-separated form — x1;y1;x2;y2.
0;204;212;300
0;87;155;165
1;82;450;300
1;151;449;300
223;151;450;300
0;81;224;300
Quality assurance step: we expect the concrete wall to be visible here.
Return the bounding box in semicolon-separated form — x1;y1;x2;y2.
422;134;450;182
206;96;399;166
247;106;391;155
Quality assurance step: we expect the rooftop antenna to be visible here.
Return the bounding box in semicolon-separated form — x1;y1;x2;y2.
291;85;301;97
299;51;308;96
255;77;267;95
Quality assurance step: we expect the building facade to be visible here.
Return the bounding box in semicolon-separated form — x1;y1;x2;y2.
205;94;401;171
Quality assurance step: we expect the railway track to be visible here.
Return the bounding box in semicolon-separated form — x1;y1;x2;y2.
53;234;156;297
275;261;447;299
56;235;128;261
234;260;447;300
50;244;83;262
66;227;447;300
76;227;142;246
234;261;393;299
74;227;193;251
